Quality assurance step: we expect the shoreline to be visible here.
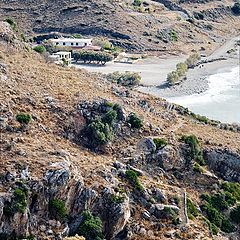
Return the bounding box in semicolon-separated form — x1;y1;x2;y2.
138;35;239;98
138;57;238;98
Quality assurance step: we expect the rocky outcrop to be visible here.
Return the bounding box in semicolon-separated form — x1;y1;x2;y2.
204;148;240;182
0;162;130;240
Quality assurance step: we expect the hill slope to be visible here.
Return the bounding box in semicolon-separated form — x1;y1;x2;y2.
0;22;240;239
0;0;239;53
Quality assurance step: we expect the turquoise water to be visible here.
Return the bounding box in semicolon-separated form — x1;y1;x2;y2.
168;67;240;124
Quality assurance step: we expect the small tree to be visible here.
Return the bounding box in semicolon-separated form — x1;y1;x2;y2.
87;119;113;146
78;211;104;240
167;71;179;85
185;53;200;68
127;113;143;129
49;199;67;220
16;113;31;125
33;45;46;54
125;170;144;192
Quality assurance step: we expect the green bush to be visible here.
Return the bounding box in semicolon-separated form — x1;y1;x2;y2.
102;109;117;125
4;17;17;30
49;199;67;220
200;193;236;233
78;211;104;240
176;62;188;77
112;103;124;120
170;30;178;41
222;182;240;201
167;70;179;85
87;119;113;146
106;71;141;86
16;113;31;125
125;170;144;192
127;113;143;129
187;198;198;219
231;1;240;15
33;45;46;54
3;188;28;216
153;138;167;150
182;135;205;165
230;205;240;224
193;162;204;174
133;0;142;7
185;53;200;68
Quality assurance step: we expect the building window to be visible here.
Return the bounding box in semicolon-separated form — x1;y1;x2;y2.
63;42;66;46
84;43;87;46
71;43;73;46
56;42;59;45
76;43;78;46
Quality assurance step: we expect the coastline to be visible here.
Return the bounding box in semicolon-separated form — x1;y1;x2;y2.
138;57;238;98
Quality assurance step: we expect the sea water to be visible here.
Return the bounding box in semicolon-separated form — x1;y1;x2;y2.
168;67;240;124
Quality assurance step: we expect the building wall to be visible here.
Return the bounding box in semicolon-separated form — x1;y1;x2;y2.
52;40;92;47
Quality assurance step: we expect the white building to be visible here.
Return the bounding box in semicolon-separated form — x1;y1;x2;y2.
52;51;72;65
50;38;93;48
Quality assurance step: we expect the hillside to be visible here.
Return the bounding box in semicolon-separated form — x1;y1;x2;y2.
0;21;240;240
0;0;240;54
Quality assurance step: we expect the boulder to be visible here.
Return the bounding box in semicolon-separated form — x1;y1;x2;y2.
204;148;240;182
137;138;156;154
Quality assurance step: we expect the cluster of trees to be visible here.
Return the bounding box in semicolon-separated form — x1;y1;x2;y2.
73;51;113;65
106;71;141;86
167;53;200;85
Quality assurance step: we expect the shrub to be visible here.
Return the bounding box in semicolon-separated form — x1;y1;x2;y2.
187;198;198;219
170;30;178;41
167;70;179;85
106;71;141;86
185;53;200;68
153;138;167;150
102;109;117;125
182;135;205;165
72;34;83;39
4;17;17;30
133;0;142;7
231;1;240;15
222;182;240;201
3;188;27;216
112;104;124;121
193;162;204;174
16;113;31;125
110;194;125;204
230;205;240;224
49;199;67;220
33;45;46;54
78;211;104;240
87;119;113;146
127;113;143;129
176;62;188;77
125;170;144;192
201;198;236;233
